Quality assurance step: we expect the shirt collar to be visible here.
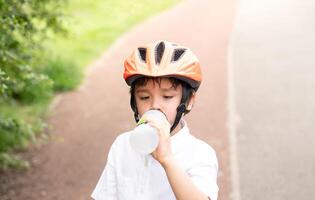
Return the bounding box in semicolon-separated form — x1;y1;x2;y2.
170;120;191;154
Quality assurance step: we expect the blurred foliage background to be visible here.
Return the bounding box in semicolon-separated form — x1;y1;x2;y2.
0;0;180;170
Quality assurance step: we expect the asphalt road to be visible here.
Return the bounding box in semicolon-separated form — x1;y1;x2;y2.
231;0;315;199
0;0;236;199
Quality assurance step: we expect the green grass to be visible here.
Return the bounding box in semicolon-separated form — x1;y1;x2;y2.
0;0;181;170
45;0;181;69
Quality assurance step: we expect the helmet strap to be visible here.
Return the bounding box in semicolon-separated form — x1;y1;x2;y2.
170;83;191;134
130;93;140;123
134;110;140;123
170;103;186;134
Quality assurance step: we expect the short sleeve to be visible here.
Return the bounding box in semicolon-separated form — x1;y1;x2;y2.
91;140;118;200
186;143;219;200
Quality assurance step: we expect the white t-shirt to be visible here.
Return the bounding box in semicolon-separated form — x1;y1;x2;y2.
91;121;219;200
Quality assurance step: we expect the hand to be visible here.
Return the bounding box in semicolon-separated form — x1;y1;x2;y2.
145;116;174;165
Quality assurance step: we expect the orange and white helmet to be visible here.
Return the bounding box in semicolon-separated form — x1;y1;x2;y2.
123;40;202;91
124;40;202;132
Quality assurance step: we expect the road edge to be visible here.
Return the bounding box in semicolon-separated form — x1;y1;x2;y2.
227;0;241;199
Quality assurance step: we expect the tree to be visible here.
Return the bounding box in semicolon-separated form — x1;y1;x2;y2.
0;0;65;103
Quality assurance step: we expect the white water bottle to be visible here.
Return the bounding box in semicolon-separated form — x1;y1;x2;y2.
129;110;167;154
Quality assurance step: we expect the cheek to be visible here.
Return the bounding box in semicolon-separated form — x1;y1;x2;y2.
164;101;181;124
166;96;181;120
136;101;151;117
136;101;150;116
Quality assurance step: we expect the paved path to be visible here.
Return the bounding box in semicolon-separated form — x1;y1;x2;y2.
0;0;236;199
231;0;315;199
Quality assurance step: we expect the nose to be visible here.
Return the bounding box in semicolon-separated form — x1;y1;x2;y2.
151;96;161;111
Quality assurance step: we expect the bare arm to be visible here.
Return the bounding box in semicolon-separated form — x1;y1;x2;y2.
161;156;210;200
147;118;210;200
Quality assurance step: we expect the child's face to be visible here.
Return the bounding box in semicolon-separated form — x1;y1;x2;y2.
134;78;182;127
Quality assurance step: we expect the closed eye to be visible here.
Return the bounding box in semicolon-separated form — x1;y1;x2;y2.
139;96;150;100
163;96;174;99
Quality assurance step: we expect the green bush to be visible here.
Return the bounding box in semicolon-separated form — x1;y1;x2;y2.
0;111;46;170
43;57;83;92
0;0;65;169
0;0;65;103
0;114;44;152
0;69;10;100
5;65;54;104
0;152;30;171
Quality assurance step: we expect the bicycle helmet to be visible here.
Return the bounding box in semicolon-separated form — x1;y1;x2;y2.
123;40;202;132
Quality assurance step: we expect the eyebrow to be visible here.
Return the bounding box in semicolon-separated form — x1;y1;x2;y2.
161;87;176;92
135;87;176;93
135;89;149;94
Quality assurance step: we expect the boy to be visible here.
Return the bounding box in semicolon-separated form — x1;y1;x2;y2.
91;41;219;200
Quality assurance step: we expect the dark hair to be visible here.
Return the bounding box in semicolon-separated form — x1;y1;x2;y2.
129;77;195;115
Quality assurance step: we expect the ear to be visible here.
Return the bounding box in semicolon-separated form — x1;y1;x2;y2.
186;92;196;111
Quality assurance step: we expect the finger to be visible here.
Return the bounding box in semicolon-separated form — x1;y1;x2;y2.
147;121;160;132
148;122;170;138
146;118;166;129
143;114;170;127
147;118;171;130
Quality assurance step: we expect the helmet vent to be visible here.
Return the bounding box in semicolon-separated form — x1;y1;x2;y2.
138;48;147;62
155;41;165;65
171;48;186;62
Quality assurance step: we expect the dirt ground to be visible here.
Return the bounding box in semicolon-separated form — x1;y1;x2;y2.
0;0;236;199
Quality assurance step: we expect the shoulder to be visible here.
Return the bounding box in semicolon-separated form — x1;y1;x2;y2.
108;130;142;169
112;130;134;145
114;130;132;144
109;130;133;153
183;123;217;159
193;138;216;155
189;136;218;165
